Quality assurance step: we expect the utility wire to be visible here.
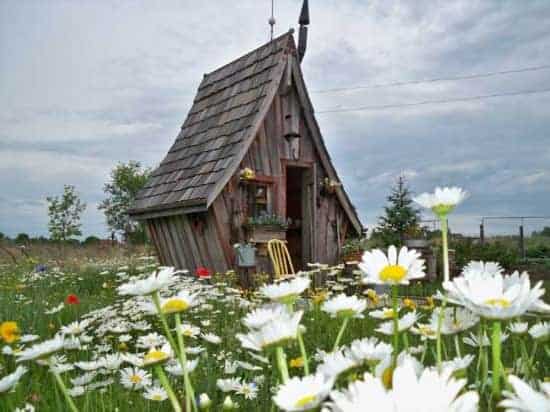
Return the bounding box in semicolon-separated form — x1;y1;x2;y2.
316;87;550;114
310;64;550;94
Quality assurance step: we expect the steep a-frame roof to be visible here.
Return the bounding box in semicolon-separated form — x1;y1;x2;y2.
130;31;363;234
130;32;292;216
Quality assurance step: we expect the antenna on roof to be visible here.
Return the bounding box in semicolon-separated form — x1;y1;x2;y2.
268;0;276;41
297;0;309;63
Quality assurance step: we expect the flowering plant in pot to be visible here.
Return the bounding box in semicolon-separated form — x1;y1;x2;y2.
341;238;367;262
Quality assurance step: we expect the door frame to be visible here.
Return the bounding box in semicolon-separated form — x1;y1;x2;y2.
281;159;317;265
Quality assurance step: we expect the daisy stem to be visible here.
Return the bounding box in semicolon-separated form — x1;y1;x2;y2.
491;320;502;400
275;346;289;383
454;335;462;357
174;313;198;412
333;317;350;352
391;285;399;363
297;330;310;374
436;297;447;372
151;292;179;355
440;216;450;283
155;365;182;412
50;365;79;412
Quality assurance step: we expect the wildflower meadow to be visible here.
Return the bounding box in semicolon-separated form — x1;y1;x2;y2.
1;188;549;411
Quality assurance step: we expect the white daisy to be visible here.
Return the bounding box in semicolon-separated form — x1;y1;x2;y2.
321;294;367;319
236;311;303;352
142;343;173;367
217;377;242;392
376;311;419;335
413;186;468;216
120;367;151;390
143;385;168;401
440;355;475;374
272;373;333;412
317;350;358;379
118;267;178;296
499;375;550;412
359;246;425;285
15;336;65;362
429;307;479;335
347;337;392;365
0;366;27;393
175;323;200;338
158;290;199;314
528;321;549;340
242;304;289;330
331;358;478;412
201;333;222;345
236;381;258;400
369;308;397;320
462;331;508;348
508;322;529;335
462;261;503;277
260;277;311;304
165;358;199;376
443;269;545;319
60;320;90;336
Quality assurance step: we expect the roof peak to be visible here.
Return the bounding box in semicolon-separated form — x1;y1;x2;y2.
203;30;294;80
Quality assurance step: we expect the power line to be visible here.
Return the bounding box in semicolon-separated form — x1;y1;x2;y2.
316;87;550;114
310;64;550;94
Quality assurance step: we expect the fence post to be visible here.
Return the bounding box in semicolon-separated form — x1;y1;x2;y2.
480;223;485;245
519;225;525;260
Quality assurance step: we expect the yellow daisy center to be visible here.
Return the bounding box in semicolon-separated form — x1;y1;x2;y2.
382;366;394;389
144;350;168;364
383;309;395;319
485;298;511;308
152;394;162;401
379;265;407;283
162;299;189;314
130;374;142;384
295;394;316;408
289;357;304;368
419;326;436;336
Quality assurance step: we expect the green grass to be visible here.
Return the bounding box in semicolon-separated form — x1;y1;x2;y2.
1;257;549;411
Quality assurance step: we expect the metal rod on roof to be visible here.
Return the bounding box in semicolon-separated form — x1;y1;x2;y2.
269;0;276;41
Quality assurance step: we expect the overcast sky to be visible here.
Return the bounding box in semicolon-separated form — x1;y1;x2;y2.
1;0;550;239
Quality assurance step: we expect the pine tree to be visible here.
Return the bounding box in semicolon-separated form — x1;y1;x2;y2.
376;175;421;247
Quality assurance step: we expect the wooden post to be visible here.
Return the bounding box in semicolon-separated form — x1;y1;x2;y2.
519;225;525;260
480;223;485;245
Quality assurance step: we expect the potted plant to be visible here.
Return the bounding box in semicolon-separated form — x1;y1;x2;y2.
341;238;366;262
404;225;430;249
245;213;288;243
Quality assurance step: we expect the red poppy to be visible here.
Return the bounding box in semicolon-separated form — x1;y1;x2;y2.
65;294;80;305
195;267;211;278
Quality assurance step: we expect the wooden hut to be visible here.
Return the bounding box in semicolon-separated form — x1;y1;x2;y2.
129;5;363;274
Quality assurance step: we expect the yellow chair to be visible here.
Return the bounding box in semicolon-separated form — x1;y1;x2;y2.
267;239;295;280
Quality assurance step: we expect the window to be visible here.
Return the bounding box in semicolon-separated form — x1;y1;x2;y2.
247;183;272;217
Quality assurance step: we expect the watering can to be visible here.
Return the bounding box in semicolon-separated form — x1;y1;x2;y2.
234;243;256;267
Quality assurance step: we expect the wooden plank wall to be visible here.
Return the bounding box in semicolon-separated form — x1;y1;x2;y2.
146;65;359;272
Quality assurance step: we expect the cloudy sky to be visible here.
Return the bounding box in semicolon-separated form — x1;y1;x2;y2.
1;0;550;239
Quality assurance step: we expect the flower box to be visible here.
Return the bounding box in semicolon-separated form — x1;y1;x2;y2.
246;225;287;243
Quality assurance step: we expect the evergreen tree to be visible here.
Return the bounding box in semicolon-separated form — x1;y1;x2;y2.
376;175;421;247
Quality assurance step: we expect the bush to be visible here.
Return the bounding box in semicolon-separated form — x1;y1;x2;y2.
83;236;101;246
453;238;519;270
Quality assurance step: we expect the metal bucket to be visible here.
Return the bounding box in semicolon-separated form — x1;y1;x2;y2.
235;243;256;267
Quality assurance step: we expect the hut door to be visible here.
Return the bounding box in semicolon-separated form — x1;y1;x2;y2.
285;165;314;269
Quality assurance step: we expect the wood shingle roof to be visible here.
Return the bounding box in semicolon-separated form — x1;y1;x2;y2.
130;32;293;215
